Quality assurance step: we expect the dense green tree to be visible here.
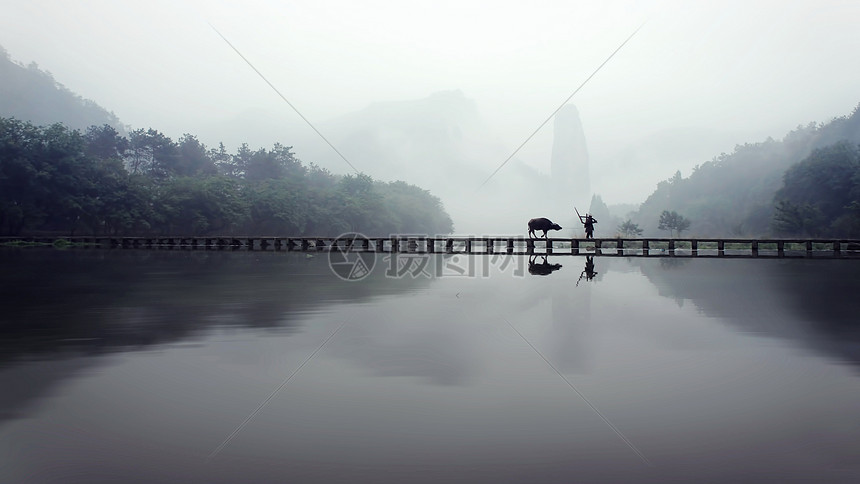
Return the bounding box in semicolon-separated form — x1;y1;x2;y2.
84;124;128;161
124;128;180;179
0;118;41;233
336;174;386;233
244;179;306;234
658;210;691;237
772;201;824;237
209;142;234;177
618;220;643;237
377;180;453;235
772;141;860;236
177;134;217;177
228;143;254;179
629;104;860;237
244;143;304;181
151;176;247;235
0;117;454;237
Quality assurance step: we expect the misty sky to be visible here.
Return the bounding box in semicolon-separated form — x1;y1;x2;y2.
2;0;859;204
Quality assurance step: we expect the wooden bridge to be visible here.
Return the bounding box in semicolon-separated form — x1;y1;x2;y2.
3;236;860;258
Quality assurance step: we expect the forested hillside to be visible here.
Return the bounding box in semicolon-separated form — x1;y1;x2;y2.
0;118;453;236
628;104;860;237
772;141;860;237
0;46;123;133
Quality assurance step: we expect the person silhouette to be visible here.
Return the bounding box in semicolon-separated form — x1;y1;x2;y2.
576;256;598;286
580;213;597;239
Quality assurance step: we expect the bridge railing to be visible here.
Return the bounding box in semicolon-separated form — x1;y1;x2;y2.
2;236;859;258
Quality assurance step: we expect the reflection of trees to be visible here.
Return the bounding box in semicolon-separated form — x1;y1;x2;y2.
638;259;860;369
0;249;430;364
659;257;691;270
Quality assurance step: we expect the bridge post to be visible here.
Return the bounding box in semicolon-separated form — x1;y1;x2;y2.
691;240;697;253
642;240;649;256
571;239;579;255
777;241;785;257
751;240;758;256
465;238;472;253
717;240;724;256
526;239;535;254
833;241;841;255
507;238;514;254
668;240;675;253
617;239;624;256
806;240;813;256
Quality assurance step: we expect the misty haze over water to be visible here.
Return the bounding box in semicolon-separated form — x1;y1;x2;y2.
2;1;860;481
1;250;859;482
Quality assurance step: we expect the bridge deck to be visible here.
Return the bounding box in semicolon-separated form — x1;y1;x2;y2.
2;236;860;258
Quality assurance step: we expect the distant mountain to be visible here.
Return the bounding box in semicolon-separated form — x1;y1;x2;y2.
628;103;860;237
310;90;503;190
551;104;590;210
0;45;124;133
302;90;561;234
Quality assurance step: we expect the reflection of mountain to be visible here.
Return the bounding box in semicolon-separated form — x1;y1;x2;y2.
0;249;431;363
0;249;432;424
638;259;860;369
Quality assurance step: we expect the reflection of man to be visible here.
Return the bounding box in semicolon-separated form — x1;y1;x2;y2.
579;213;597;239
577;256;598;286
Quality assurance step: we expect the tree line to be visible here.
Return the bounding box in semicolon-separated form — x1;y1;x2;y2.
772;141;860;237
622;103;860;238
0;117;454;237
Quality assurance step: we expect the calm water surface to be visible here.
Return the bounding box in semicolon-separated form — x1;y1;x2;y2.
1;249;859;483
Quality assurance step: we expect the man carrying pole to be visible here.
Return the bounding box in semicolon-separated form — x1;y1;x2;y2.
575;207;597;239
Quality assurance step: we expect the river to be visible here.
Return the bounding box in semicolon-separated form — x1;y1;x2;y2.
1;249;859;483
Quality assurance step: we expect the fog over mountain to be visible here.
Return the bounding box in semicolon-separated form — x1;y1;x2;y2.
0;46;122;133
2;1;859;233
296;90;563;234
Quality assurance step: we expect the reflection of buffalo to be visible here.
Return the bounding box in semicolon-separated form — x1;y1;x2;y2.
528;255;563;276
528;217;562;238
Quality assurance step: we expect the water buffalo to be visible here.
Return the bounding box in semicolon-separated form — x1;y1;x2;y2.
528;217;562;238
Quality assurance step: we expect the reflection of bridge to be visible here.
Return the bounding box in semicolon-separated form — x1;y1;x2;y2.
4;236;860;258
